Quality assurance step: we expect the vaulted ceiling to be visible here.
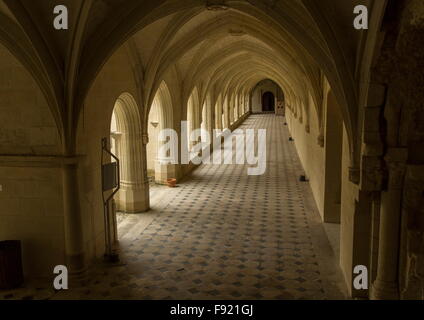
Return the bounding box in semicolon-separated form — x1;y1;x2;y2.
0;0;381;157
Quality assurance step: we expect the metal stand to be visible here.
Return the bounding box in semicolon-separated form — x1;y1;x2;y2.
101;138;120;263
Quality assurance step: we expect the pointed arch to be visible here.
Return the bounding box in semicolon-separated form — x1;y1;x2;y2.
111;93;146;213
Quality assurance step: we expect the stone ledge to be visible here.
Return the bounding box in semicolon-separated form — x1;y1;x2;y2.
0;155;84;168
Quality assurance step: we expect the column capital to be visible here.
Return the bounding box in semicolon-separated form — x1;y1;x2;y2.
360;156;384;191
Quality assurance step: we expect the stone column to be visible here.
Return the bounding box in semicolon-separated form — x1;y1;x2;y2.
400;165;424;299
140;133;151;210
228;97;234;126
224;102;230;129
155;161;177;184
62;159;86;276
370;192;381;283
371;148;408;299
323;93;343;223
116;131;150;213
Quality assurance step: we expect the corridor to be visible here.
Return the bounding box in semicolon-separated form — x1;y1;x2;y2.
2;115;346;300
0;0;422;302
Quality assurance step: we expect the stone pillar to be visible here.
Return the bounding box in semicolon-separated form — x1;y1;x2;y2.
370;192;381;284
228;97;234;126
323;92;343;223
224;102;230;129
400;165;424;299
115;131;149;213
232;96;238;122
350;190;373;298
141;134;151;210
62;159;86;276
155;161;177;184
216;105;223;130
371;148;408;299
118;183;149;213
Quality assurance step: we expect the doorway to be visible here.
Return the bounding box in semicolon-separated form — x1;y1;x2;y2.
262;91;275;112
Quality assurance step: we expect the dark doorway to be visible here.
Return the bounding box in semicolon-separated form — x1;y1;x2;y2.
262;92;275;112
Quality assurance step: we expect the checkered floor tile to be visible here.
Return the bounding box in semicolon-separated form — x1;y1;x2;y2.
1;115;346;300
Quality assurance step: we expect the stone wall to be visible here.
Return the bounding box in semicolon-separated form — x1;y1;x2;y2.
286;97;325;217
286;89;359;296
0;44;64;277
77;45;145;263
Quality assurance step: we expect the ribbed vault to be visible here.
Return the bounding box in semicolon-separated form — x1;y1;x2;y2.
0;0;387;161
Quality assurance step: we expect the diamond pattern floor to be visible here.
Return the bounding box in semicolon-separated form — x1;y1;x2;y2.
1;114;346;300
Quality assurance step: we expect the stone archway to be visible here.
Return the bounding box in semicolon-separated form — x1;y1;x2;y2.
110;93;148;213
147;81;176;184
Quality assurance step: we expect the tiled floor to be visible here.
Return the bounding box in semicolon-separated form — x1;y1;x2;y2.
1;114;347;300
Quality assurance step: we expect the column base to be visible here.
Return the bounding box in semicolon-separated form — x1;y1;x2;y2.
370;279;400;300
115;186;150;213
66;252;86;274
401;276;423;300
155;162;177;184
65;252;89;288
